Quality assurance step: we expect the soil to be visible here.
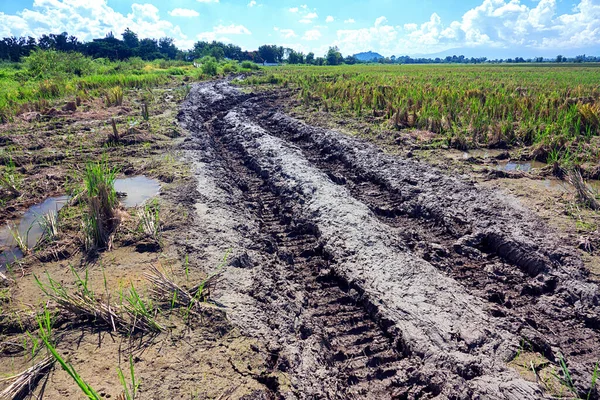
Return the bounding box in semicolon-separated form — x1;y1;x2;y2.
176;80;599;399
1;77;599;399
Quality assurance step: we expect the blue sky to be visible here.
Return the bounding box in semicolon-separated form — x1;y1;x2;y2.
1;0;599;57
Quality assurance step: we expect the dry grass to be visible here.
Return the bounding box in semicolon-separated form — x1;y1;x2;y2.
568;168;600;210
144;265;223;311
0;357;54;400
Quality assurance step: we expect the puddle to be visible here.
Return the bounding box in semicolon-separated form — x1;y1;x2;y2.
463;149;507;160
114;176;160;208
1;195;69;267
496;160;547;172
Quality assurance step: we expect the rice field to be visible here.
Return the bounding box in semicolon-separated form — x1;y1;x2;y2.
0;52;200;123
246;64;600;164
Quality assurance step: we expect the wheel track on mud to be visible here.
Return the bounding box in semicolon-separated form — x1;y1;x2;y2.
179;81;600;399
205;113;434;399
253;105;600;397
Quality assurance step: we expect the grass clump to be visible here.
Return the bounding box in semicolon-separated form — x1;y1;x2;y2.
82;159;119;251
138;199;161;244
105;86;124;106
35;266;162;333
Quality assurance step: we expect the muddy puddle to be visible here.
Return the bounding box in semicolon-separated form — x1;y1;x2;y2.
0;195;69;267
114;176;160;207
496;160;547;172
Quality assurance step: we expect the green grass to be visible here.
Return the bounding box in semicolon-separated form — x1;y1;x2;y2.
0;51;196;122
83;159;118;251
243;64;600;164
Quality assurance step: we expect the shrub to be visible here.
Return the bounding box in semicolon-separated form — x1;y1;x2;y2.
24;50;96;79
38;79;61;98
241;61;259;70
201;57;218;76
222;63;238;74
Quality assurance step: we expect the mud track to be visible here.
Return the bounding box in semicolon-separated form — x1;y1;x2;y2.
178;81;600;399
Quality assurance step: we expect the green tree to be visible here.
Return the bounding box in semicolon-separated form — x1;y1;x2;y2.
122;28;139;49
326;46;343;65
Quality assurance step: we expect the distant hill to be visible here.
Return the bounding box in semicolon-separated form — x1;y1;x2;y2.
353;51;384;62
412;46;600;60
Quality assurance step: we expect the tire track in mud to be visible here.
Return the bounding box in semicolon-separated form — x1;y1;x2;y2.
178;81;599;399
206;114;430;399
256;107;600;384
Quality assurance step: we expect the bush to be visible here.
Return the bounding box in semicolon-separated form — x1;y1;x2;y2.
201;56;218;76
241;61;259;70
222;63;238;74
24;50;97;78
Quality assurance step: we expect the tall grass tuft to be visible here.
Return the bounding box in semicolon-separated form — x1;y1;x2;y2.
82;159;119;251
105;86;124;107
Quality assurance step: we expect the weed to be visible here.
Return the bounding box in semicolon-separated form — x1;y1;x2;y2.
117;355;139;400
0;158;22;197
105;86;124;106
138;199;161;243
41;337;101;400
39;211;60;241
122;284;163;332
34;268;157;333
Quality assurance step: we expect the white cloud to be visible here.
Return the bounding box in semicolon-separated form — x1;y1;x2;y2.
196;23;251;42
299;12;318;24
169;8;200;17
344;18;355;24
0;0;194;49
303;29;321;41
274;27;297;38
335;0;600;56
288;7;299;13
248;1;257;7
213;24;252;35
196;0;219;3
326;16;334;23
374;16;387;27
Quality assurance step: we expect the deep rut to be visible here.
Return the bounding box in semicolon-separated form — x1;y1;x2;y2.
178;81;600;399
210;114;426;398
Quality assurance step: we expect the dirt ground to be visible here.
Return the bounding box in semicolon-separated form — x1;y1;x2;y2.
1;78;599;399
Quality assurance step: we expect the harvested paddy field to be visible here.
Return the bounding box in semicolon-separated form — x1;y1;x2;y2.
1;66;600;400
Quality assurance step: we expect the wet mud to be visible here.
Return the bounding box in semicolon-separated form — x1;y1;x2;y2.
178;81;600;399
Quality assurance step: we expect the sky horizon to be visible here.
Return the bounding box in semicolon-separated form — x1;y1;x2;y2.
0;0;599;59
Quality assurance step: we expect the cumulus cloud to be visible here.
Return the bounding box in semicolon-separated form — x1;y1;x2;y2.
274;27;297;38
288;7;299;13
299;12;318;24
196;23;251;43
344;18;355;24
326;16;334;23
0;0;195;48
303;29;322;41
169;8;200;17
335;0;600;56
248;1;257;7
213;24;252;35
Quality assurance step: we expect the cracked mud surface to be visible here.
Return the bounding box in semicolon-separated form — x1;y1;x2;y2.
178;80;600;399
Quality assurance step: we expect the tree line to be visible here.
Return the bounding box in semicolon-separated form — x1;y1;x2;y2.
1;29;598;65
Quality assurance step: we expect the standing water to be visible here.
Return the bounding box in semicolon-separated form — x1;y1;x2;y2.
496;160;547;172
114;176;160;207
0;196;69;267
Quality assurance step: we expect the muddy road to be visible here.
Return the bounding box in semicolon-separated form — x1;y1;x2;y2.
178;80;600;399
